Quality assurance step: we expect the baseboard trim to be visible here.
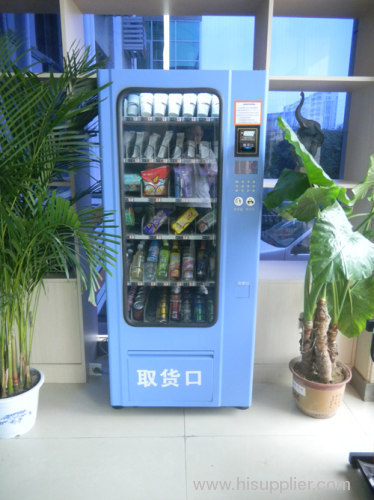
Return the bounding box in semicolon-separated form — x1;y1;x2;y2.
351;367;374;401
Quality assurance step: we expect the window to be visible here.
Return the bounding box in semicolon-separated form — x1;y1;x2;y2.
170;18;200;69
265;91;348;179
0;13;63;72
261;17;356;260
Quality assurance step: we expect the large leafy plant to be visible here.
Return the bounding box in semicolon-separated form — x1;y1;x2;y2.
265;116;374;383
0;34;118;398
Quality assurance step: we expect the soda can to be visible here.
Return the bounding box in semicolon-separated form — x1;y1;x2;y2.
133;287;146;320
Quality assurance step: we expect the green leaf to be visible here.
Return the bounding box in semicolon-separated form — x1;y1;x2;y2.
277;116;335;187
351;153;374;204
292;185;341;221
310;202;374;283
264;169;310;210
337;278;374;338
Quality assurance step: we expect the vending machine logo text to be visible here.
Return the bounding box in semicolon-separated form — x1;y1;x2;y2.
137;369;202;388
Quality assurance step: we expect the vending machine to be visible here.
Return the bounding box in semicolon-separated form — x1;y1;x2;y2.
98;70;267;407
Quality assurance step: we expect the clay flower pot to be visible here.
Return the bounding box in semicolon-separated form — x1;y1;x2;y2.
289;357;352;418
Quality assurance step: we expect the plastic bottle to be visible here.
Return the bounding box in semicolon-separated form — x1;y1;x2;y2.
181;290;192;322
169;286;182;321
206;290;214;323
182;240;195;281
129;242;145;281
169;241;181;280
196;241;208;281
126;246;134;277
208;248;216;280
156;288;169;323
194;291;206;322
144;240;160;281
156;240;170;281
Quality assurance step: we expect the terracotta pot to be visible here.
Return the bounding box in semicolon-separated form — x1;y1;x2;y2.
289;357;352;418
0;368;44;438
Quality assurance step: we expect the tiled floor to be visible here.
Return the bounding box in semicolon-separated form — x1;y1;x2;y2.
1;374;373;500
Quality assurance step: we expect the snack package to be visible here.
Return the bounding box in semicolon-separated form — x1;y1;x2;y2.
124;173;142;192
172;132;185;159
171;207;199;234
143;208;171;235
157;131;174;159
123;130;136;158
141;165;170;196
173;165;194;198
125;206;135;226
197;209;216;233
143;133;161;160
132;131;149;159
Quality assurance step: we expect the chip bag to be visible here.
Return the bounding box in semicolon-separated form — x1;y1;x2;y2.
141;165;170;196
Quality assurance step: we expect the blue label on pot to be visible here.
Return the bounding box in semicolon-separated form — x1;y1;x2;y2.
0;409;30;426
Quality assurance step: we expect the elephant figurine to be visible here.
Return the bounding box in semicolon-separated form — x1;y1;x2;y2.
295;91;324;158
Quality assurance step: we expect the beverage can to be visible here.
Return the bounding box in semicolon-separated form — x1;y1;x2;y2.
133;287;146;320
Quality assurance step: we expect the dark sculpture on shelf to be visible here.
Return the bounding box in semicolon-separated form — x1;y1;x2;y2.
295;91;324;158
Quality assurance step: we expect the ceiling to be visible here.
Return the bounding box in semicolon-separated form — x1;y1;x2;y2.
1;0;373;17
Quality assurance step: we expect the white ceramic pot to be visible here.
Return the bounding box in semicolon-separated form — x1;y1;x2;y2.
0;369;44;438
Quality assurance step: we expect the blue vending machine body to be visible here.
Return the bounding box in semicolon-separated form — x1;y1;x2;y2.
98;69;267;407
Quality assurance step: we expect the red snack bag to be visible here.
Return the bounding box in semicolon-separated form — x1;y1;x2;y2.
141;165;170;196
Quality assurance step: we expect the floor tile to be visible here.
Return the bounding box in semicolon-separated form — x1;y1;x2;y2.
344;385;374;441
185;435;372;499
185;382;366;439
0;437;186;500
26;377;185;439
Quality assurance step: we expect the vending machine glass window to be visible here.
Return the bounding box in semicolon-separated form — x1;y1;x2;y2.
118;89;221;327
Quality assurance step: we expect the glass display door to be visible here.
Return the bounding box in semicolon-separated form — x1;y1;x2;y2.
118;89;221;326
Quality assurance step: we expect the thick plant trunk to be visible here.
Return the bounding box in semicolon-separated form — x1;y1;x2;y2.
300;318;314;378
313;298;332;383
327;323;339;372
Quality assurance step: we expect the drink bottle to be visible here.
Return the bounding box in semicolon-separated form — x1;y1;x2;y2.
156;288;169;323
181;290;192;322
126;246;134;277
193;292;206;322
169;241;181;280
156;240;170;280
129;242;145;281
169;286;182;321
206;290;214;323
196;241;208;281
182;240;195;280
144;240;160;281
208;248;216;280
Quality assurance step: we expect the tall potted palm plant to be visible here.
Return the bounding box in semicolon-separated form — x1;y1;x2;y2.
264;116;374;418
0;33;117;437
